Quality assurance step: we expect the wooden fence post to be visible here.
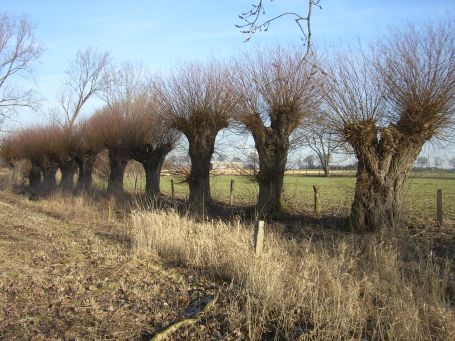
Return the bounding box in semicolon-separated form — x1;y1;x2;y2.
313;185;320;215
254;220;265;256
107;196;115;222
108;200;112;222
229;179;235;205
171;179;175;199
437;189;443;227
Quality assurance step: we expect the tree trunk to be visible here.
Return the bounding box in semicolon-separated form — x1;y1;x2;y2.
143;158;165;199
323;165;330;177
257;171;286;213
322;156;330;177
28;161;42;191
60;164;76;192
107;149;129;196
252;128;289;215
132;143;173;199
188;153;212;211
344;120;428;231
187;133;216;215
76;154;96;192
348;156;409;231
42;165;58;192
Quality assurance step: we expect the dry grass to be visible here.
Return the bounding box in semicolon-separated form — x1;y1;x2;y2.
131;210;455;340
0;191;221;340
1;165;454;339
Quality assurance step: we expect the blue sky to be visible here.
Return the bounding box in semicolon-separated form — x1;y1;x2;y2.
3;0;454;163
4;0;452;111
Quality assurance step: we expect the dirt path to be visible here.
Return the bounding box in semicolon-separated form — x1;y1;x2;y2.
0;193;224;340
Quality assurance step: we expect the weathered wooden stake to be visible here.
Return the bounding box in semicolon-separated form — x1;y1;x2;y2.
229;179;235;205
254;220;265;256
171;179;175;199
107;197;113;222
437;189;443;227
313;185;320;215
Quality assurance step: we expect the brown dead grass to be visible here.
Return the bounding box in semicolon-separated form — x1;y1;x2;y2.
131;210;455;340
0;188;454;340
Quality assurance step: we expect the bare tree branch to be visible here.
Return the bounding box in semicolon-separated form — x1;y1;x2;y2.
295;114;347;176
237;0;321;54
58;47;111;128
0;14;43;127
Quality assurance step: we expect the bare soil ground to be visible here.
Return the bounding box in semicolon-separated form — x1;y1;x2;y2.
0;192;231;340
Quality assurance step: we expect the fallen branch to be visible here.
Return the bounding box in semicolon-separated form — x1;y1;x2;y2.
150;293;218;341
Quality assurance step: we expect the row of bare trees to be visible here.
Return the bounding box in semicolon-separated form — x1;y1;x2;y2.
1;18;454;232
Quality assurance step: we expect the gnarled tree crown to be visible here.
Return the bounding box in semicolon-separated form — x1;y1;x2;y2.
233;46;321;136
377;19;455;139
96;63;179;153
154;60;235;139
325;18;455;149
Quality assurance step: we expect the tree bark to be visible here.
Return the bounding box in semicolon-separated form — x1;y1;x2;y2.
28;161;42;191
32;158;58;193
59;163;77;192
345;120;424;231
143;158;165;199
322;157;330;177
252;127;289;215
107;149;129;196
42;165;58;192
10;160;22;186
188;153;212;210
186;132;216;215
132;143;173;199
76;153;96;192
257;171;286;213
323;167;330;177
348;159;402;231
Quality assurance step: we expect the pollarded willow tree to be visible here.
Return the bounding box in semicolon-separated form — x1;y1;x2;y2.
233;47;320;213
104;64;180;199
155;61;235;212
7;125;60;192
88;106;130;196
127;107;179;199
324;19;455;231
51;125;82;191
0;129;39;189
74;118;104;192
